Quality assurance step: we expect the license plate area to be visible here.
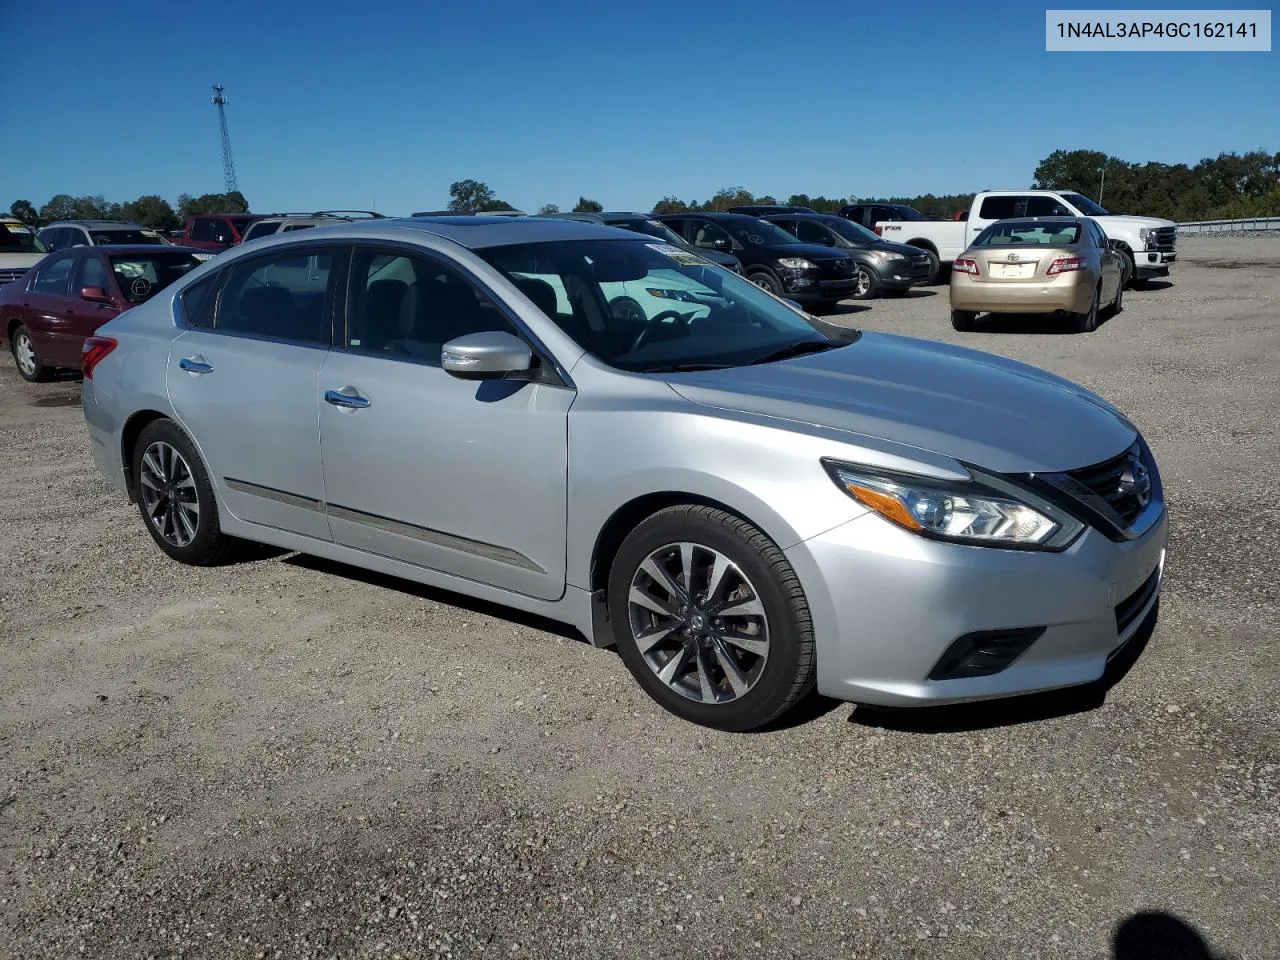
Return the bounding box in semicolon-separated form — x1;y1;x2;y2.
990;262;1036;278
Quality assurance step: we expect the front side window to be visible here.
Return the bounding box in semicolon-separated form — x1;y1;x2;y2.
479;239;848;374
724;219;801;246
109;253;203;303
690;221;733;250
64;228;90;248
793;219;835;246
31;255;75;296
214;246;337;344
344;247;516;364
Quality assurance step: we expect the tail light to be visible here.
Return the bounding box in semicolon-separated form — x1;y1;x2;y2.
1046;257;1084;276
872;225;883;236
953;258;979;276
81;336;117;379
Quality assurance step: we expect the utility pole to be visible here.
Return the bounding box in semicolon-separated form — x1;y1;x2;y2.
1098;159;1108;205
211;84;239;194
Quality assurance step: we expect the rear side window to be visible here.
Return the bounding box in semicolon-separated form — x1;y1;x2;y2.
213;246;338;345
978;196;1022;220
31;255;74;295
76;255;111;293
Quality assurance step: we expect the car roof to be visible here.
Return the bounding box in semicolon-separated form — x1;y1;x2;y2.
655;212;762;222
44;220;150;229
83;244;207;256
277;215;640;249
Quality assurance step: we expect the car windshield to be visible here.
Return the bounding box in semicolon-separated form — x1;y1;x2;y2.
1;222;48;253
727;219;803;246
890;206;929;221
109;252;203;303
825;218;881;244
91;229;166;246
610;218;688;246
1062;192;1110;216
478;239;848;374
974;221;1081;246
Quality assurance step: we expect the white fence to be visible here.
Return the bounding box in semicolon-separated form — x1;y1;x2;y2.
1177;217;1280;235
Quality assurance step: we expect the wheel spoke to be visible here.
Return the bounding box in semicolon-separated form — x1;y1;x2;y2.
712;638;751;697
142;450;165;483
656;638;695;685
715;594;764;619
693;642;717;703
175;502;198;542
639;556;684;603
629;584;677;619
174;473;196;490
678;542;696;596
634;618;679;653
139;470;161;491
718;629;768;658
703;552;732;606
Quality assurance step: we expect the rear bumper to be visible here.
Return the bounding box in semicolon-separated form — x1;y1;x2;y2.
83;382;130;497
950;275;1094;314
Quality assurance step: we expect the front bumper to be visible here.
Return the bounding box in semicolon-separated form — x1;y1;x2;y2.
784;277;858;303
786;504;1169;707
1136;250;1176;277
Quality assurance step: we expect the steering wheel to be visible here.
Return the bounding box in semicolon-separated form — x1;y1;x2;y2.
629;310;692;353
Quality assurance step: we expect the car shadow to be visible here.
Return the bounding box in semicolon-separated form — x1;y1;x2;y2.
1111;910;1239;959
893;288;939;298
282;552;585;643
1132;279;1173;292
847;600;1159;734
972;309;1119;335
815;302;871;317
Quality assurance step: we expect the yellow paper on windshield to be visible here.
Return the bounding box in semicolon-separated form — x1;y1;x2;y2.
4;223;32;234
646;243;708;267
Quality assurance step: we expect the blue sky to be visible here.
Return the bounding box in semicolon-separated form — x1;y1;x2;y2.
2;0;1276;215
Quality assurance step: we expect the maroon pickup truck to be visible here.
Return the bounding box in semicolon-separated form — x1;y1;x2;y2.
173;212;269;251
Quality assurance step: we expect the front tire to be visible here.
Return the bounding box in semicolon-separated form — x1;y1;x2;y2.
748;269;784;296
131;419;246;566
606;505;816;731
851;262;879;300
10;325;51;382
915;247;941;284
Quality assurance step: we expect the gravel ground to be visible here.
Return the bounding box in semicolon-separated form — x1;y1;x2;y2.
1;236;1277;959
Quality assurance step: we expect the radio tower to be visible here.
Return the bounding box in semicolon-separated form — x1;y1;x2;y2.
211;84;239;193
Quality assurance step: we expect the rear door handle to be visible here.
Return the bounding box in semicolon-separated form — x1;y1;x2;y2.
325;388;371;409
179;356;213;374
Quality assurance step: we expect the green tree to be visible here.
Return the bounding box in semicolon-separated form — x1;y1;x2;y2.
706;186;755;212
651;196;691;215
755;195;778;205
8;200;39;226
120;195;179;232
537;203;560;215
447;179;497;213
177;191;250;220
1032;149;1114;196
39;194;80;222
572;196;603;213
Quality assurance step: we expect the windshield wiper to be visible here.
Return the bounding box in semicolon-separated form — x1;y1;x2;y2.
749;340;840;366
643;362;735;373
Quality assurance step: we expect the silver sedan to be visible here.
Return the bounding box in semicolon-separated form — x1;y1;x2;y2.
80;217;1168;730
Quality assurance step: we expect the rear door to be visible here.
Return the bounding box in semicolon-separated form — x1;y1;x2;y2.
166;243;339;540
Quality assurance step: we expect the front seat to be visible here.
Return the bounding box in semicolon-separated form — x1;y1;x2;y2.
359;279;408;349
512;276;558;318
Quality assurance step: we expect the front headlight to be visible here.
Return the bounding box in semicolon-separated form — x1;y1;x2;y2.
824;461;1084;550
776;258;817;271
870;250;906;262
1138;227;1152;240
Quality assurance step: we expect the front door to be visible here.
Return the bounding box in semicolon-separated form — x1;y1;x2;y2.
166;244;340;540
21;252;79;365
317;245;571;600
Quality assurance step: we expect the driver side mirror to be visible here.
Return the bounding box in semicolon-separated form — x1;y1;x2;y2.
80;286;111;303
441;331;534;380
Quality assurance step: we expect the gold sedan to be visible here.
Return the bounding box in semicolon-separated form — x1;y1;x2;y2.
949;216;1125;333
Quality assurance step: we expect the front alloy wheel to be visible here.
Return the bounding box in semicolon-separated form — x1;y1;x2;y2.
628;541;769;704
10;325;50;382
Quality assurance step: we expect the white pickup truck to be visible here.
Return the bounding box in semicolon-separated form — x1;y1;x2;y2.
862;191;1178;287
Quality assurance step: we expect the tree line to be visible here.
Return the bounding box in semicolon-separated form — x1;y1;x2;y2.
10;150;1277;231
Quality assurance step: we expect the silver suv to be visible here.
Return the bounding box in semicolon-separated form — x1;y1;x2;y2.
37;220;170;251
80;217;1168;731
241;210;385;243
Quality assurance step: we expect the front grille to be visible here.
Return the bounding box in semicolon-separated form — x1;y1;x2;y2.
1147;227;1176;252
1066;442;1148;528
1115;566;1161;635
827;258;854;275
0;269;26;284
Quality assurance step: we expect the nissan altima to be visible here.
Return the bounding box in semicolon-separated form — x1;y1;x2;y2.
80;216;1167;730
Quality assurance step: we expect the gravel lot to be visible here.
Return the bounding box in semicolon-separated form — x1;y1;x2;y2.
1;236;1277;959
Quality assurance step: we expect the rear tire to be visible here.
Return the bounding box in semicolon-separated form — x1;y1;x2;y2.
1103;280;1124;319
950;309;977;331
10;325;51;382
1071;286;1101;333
131;419;247;566
606;505;815;731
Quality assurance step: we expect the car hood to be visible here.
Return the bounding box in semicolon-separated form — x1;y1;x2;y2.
0;253;45;270
852;240;925;257
662;332;1137;473
767;242;854;263
1094;214;1177;231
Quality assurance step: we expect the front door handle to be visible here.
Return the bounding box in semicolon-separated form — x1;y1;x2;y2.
325;388;371;409
179;356;213;374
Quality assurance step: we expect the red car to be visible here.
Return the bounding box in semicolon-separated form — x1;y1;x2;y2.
1;245;207;381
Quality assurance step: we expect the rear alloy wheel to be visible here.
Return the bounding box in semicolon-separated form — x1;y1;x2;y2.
132;419;246;566
1072;286;1100;333
10;325;51;382
851;263;879;300
748;269;784;296
950;309;977;331
607;505;815;731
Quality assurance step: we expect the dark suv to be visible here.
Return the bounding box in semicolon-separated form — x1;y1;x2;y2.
727;205;818;216
764;213;934;297
656;212;857;306
546;212;742;273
